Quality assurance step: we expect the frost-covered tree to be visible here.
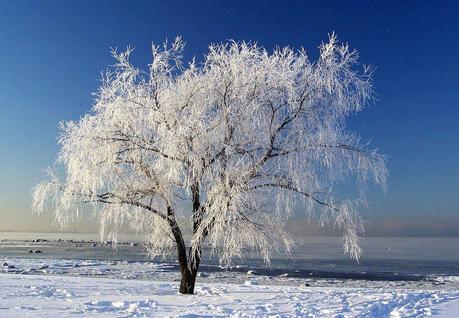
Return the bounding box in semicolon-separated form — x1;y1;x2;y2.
33;34;387;294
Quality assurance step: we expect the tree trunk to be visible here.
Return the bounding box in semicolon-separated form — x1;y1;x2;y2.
176;180;202;294
173;228;197;294
166;206;197;294
179;267;198;294
178;244;201;294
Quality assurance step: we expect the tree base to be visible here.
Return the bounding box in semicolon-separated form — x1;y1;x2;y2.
179;272;197;294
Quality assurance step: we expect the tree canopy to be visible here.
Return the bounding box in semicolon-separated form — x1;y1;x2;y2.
33;34;387;293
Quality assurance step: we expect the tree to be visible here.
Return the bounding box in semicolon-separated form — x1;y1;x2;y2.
33;34;387;294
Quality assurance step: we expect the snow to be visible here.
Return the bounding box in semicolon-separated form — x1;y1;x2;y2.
0;272;457;317
432;299;459;317
1;256;458;317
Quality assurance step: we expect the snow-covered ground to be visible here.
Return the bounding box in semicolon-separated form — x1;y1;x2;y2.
1;242;459;317
1;273;458;317
1;256;459;317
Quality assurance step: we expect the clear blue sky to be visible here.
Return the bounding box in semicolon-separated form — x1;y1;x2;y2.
0;0;458;234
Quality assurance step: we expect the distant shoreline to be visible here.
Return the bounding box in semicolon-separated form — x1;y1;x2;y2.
1;231;459;240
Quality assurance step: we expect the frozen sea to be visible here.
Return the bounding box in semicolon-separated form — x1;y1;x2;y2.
1;233;459;282
1;233;458;317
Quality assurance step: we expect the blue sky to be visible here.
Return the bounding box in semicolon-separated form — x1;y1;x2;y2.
0;0;458;233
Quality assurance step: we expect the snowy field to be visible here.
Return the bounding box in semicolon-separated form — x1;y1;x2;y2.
1;257;459;317
1;273;459;317
1;238;459;317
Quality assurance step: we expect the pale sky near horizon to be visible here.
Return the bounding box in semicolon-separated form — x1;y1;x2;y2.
0;0;458;235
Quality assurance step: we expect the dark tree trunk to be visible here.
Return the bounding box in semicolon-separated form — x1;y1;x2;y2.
178;266;198;294
176;180;203;294
169;180;205;295
166;206;195;294
176;245;195;294
177;238;202;294
176;245;201;294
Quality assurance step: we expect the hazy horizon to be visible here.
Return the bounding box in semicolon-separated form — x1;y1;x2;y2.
1;211;458;238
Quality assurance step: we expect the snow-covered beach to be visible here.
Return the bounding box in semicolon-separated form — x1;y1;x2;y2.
1;237;459;317
1;271;459;317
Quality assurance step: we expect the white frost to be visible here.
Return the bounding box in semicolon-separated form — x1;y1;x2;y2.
33;34;387;269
